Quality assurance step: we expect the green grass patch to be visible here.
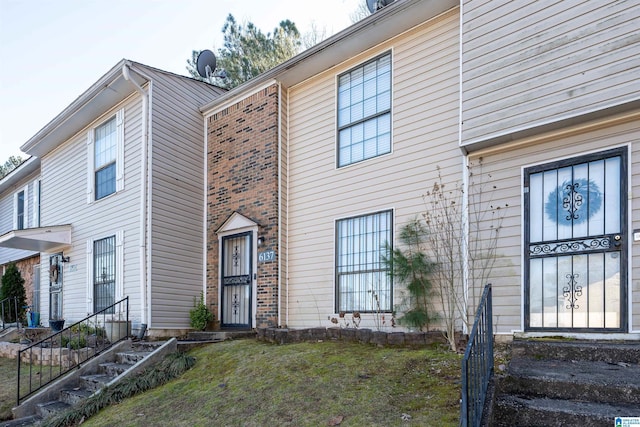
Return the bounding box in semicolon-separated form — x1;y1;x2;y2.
82;340;461;427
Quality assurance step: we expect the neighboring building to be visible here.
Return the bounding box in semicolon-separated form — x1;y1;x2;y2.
0;61;225;336
461;0;640;337
0;157;42;312
201;0;640;339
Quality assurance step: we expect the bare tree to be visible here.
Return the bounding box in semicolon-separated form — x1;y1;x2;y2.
350;1;371;23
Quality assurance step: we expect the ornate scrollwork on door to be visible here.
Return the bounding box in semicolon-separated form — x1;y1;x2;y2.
562;273;583;310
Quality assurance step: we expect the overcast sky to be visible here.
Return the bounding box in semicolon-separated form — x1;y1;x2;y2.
0;0;363;161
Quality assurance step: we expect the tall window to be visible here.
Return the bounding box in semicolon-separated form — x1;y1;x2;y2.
336;210;392;312
337;52;392;167
94;236;116;313
16;190;25;230
94;117;117;200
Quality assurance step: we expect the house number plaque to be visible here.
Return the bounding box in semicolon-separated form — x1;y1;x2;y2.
258;250;276;263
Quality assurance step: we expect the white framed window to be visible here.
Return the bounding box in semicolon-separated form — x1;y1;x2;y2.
335;210;393;312
13;185;28;230
337;52;392;168
87;109;124;202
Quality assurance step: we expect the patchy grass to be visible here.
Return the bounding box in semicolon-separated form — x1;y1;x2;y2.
0;357;17;421
82;340;461;427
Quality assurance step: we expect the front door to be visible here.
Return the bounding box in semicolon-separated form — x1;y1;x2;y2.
221;232;252;328
49;254;64;320
525;147;627;332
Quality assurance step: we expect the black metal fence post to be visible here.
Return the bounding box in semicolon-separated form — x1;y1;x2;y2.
460;283;493;427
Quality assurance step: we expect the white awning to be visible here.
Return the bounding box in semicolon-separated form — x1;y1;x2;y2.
0;225;72;252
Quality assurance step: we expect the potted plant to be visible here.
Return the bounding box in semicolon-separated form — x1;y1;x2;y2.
49;318;65;332
104;311;131;342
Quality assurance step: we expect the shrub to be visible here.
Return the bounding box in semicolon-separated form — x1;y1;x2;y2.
0;263;27;323
189;293;213;330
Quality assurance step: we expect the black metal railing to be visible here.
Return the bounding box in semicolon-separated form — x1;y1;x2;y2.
460;283;493;427
17;296;129;405
1;296;20;331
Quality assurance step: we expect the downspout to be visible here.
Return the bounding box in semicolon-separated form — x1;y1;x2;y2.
458;4;469;335
122;62;151;328
277;82;283;327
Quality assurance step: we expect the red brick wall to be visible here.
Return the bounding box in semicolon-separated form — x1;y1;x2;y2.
206;84;280;328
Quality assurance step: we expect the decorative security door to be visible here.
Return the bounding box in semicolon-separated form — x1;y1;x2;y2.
49;254;64;320
221;233;252;328
525;147;627;332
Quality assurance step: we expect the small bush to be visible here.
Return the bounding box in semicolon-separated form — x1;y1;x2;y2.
0;263;27;323
189;293;213;330
61;336;87;350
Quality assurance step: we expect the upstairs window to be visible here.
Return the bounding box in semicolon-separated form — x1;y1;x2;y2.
87;109;124;202
16;190;25;230
95;118;117;199
337;52;392;167
13;185;28;230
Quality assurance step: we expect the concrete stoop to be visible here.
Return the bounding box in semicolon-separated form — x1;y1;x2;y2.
2;339;177;427
491;339;640;427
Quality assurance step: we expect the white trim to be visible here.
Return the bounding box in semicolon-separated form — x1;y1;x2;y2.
23;185;29;228
86;129;94;204
116;230;124;300
13;192;18;229
86;240;93;313
115;108;125;192
33;179;41;227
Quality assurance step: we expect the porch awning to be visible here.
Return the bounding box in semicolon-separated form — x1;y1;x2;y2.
0;225;71;252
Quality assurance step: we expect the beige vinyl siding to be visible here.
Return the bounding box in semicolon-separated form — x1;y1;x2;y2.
467;115;640;334
461;0;640;146
145;69;224;328
39;94;143;325
285;10;460;328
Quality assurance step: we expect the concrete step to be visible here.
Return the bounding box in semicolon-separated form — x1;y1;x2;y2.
511;339;640;364
59;387;93;405
116;350;151;365
35;400;71;418
80;373;114;392
502;357;640;406
493;395;638;427
0;415;42;427
99;361;132;377
130;340;166;352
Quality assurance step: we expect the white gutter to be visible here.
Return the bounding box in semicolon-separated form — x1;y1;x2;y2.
459;1;469;335
122;62;151;327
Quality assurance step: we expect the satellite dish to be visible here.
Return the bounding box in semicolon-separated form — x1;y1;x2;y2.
367;0;394;13
196;50;217;79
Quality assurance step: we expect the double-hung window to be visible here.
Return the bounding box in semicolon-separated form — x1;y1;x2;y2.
93;235;116;313
88;109;124;202
337;52;392;167
94;118;117;199
336;210;393;312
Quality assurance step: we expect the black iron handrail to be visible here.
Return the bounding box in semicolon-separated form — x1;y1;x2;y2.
460;283;493;427
17;296;129;405
1;296;20;331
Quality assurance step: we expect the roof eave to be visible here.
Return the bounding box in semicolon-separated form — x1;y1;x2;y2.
201;0;458;115
20;59;148;158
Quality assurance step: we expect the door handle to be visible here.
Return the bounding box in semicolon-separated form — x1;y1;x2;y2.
613;235;622;247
